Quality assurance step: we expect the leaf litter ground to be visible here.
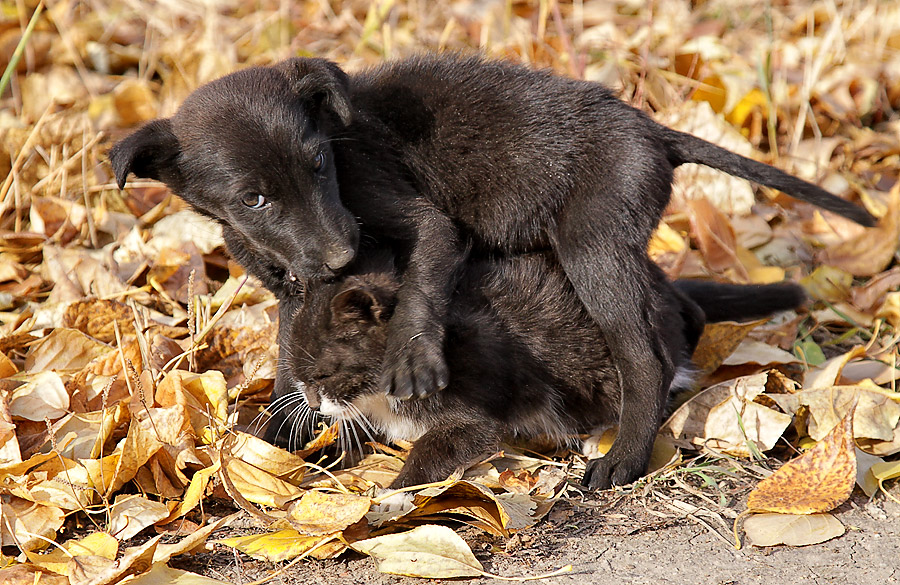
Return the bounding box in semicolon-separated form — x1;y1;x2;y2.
1;0;899;583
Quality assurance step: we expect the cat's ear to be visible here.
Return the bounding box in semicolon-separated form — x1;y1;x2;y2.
274;58;352;127
109;119;184;192
330;284;391;324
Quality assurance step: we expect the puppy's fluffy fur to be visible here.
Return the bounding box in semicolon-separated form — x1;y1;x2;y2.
110;54;865;488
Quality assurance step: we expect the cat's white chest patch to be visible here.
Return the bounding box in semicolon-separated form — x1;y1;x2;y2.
354;393;427;442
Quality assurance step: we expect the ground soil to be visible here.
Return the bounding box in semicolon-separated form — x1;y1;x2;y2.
174;486;900;585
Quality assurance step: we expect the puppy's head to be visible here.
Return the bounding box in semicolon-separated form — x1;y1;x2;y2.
109;58;359;284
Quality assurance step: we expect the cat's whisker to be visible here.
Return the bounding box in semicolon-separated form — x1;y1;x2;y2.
346;403;378;445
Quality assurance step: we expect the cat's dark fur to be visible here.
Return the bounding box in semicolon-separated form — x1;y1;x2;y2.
275;249;805;488
110;54;867;488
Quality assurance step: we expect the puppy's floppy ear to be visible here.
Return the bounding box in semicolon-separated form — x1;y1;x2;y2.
330;282;395;324
274;58;352;127
108;119;183;191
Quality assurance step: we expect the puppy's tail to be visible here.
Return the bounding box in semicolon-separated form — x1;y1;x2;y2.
674;280;806;323
660;126;877;227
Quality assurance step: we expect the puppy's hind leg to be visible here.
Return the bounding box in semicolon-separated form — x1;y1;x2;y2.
553;202;675;490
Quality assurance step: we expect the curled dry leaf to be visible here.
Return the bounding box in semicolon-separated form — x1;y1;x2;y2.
747;406;856;514
661;372;791;456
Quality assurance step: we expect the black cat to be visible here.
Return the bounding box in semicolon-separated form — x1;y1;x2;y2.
110;54;867;487
273;249;804;488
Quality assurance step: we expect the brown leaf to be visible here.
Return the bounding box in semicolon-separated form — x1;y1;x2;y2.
63;299;136;343
747;406;856;514
687;197;743;275
691;319;763;373
24;328;112;373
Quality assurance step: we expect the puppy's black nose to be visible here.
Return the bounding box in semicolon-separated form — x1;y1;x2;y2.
323;245;355;271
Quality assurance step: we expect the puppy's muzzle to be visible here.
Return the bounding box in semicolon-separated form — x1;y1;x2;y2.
323;245;355;272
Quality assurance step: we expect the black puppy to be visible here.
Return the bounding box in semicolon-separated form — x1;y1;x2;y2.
110;55;871;488
274;248;804;488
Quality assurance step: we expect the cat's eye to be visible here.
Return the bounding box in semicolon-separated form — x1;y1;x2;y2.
241;193;268;209
313;152;326;173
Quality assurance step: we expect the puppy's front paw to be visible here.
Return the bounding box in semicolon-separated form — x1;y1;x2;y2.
581;449;647;491
380;331;448;400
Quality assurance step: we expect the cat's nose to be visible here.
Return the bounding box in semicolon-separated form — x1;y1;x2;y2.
323;244;355;272
302;385;321;410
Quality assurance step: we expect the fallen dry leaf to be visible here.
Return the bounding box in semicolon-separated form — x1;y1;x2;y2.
744;513;845;547
286;490;371;536
217;529;342;562
747;406;856;514
351;524;484;579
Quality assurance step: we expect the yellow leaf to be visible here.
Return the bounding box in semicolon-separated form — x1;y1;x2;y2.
721;339;799;367
662;373;791;456
870;459;900;483
351;524;484;579
747;407;856;514
744;513;844;546
164;462;220;522
108;415;164;495
768;386;900;442
648;221;687;258
726;88;767;128
286;490;371;536
217;529;341;562
113;79;158;126
0;565;68;585
155;370;228;441
855;448;883;497
875;291;900;329
800;265;853;303
28;532;118;576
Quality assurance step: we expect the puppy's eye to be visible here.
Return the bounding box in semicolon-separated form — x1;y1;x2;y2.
241;193;268;209
313;152;326;173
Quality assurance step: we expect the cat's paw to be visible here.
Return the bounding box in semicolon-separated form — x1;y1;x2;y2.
380;331;449;400
366;489;416;526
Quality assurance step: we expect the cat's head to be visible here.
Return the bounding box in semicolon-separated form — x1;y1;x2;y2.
286;264;399;420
